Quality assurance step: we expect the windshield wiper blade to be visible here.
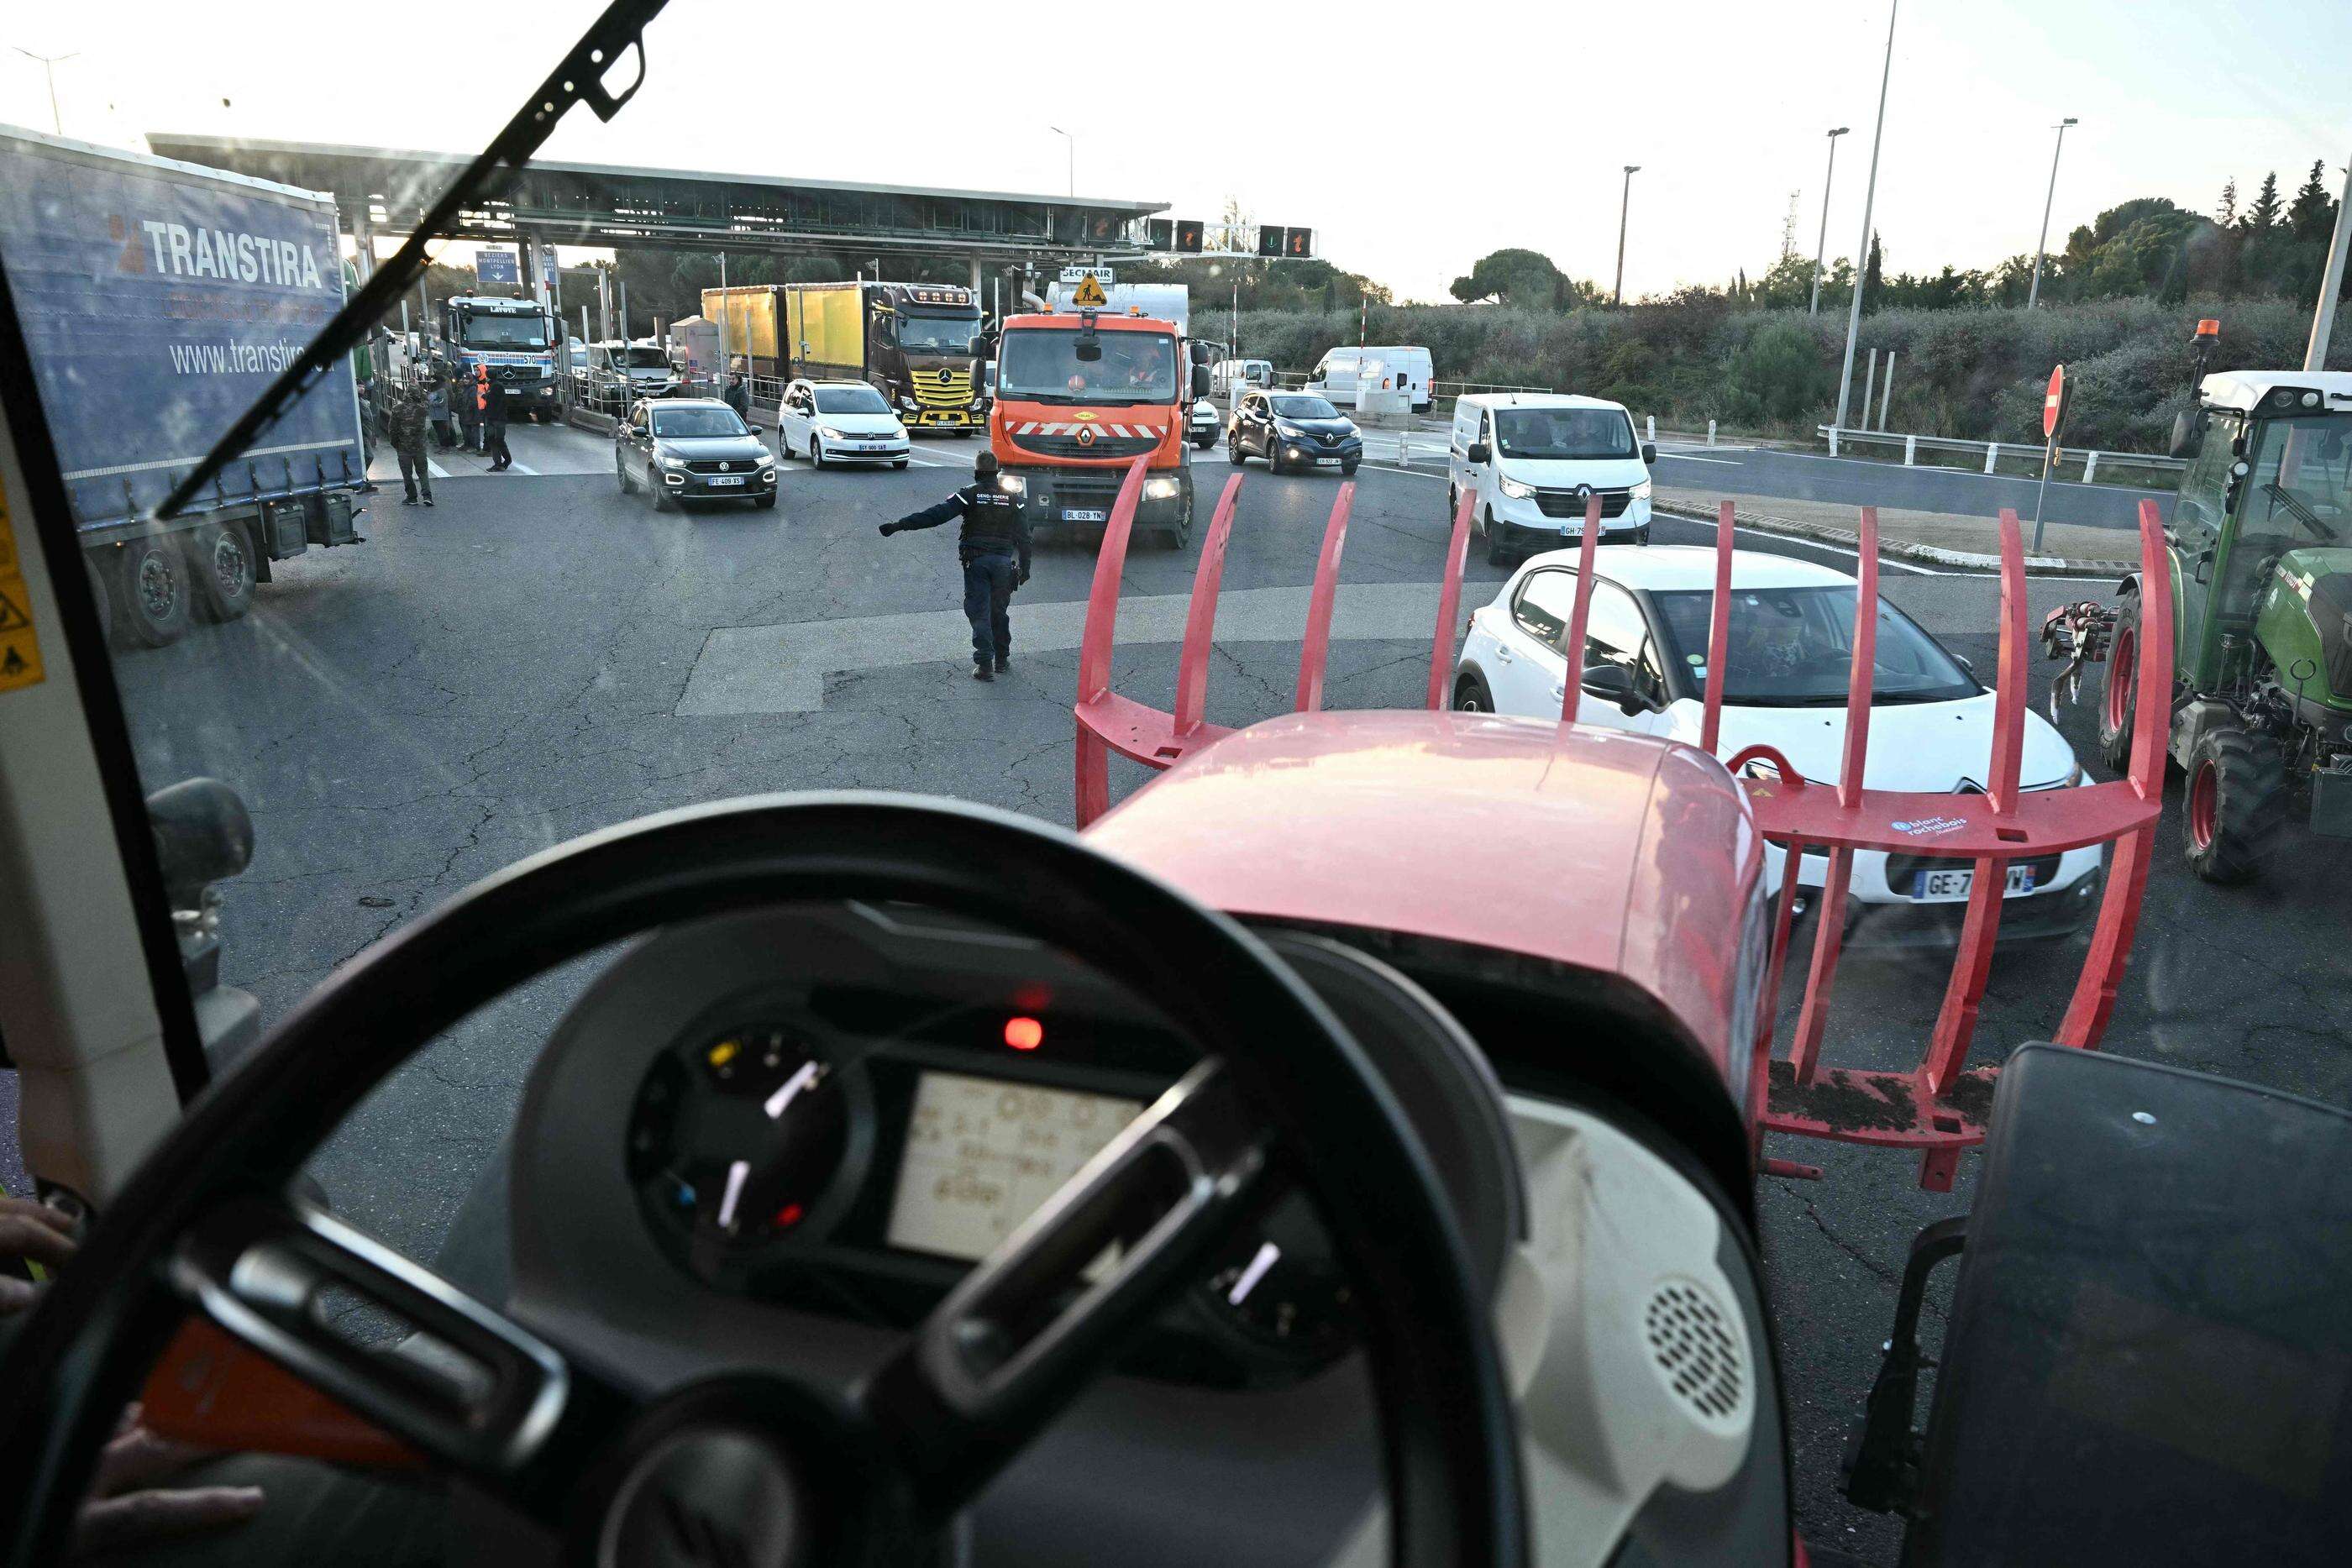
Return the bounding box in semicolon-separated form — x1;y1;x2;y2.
155;0;669;521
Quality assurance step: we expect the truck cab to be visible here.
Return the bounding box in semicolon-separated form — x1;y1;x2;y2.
989;311;1206;548
434;296;562;421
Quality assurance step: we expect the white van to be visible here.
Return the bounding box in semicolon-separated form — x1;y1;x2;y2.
1449;393;1656;564
1213;358;1273;397
1309;344;1435;413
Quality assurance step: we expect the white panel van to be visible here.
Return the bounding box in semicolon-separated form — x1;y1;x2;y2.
1449;393;1656;564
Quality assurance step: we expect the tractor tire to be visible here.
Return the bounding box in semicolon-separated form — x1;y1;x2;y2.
118;535;192;648
186;521;256;623
2182;725;2287;885
2097;587;2139;776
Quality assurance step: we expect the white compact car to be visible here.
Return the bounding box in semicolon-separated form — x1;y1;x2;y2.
1451;393;1655;564
1189;397;1221;448
777;379;911;469
1453;546;2102;946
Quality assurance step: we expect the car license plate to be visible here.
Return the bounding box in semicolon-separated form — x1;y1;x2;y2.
1915;865;2035;901
1318;457;1343;465
1063;508;1109;523
707;475;744;487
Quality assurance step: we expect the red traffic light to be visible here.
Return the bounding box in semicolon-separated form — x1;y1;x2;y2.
1175;218;1205;253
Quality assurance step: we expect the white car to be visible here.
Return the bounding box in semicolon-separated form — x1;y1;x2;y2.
776;378;911;469
1189;397;1220;448
1453;546;2102;945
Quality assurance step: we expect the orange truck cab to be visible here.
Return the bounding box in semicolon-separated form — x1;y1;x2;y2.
988;308;1206;548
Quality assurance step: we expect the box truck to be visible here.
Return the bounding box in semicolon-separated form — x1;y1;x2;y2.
0;123;368;648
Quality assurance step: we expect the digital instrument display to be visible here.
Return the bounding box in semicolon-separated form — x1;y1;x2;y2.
886;1070;1142;1264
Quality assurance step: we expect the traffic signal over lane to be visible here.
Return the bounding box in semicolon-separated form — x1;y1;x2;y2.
1176;218;1205;253
1257;225;1284;257
1284;228;1314;258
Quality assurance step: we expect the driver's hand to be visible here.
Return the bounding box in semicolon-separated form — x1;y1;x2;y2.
0;1194;76;1315
75;1405;265;1556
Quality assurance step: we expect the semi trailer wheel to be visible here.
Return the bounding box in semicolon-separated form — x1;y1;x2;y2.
187;520;257;622
2183;724;2286;884
118;535;192;648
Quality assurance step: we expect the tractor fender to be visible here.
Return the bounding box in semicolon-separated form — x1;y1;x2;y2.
2170;697;2242;774
2117;570;2139;600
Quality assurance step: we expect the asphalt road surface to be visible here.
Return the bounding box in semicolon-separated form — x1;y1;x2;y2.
13;417;2349;1563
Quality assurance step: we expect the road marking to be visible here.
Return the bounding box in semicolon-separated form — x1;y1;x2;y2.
503;461;540;476
680;579;1454;716
1656;453;1744;466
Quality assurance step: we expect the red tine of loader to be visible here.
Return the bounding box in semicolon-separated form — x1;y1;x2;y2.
1076;458;1472;828
1717;499;2174;1190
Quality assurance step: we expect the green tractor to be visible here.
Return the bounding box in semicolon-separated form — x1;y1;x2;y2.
2049;351;2352;883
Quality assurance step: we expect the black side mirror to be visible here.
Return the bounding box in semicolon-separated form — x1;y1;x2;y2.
145;778;254;910
1467;440;1491;465
2168;409;2203;461
748;425;765;435
1192;364;1210;400
1579;663;1643;715
1641;441;1658;466
968;336;986;357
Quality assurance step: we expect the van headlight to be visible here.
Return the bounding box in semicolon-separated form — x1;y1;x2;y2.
1496;474;1536;500
1142;475;1183;501
1632;479;1653;500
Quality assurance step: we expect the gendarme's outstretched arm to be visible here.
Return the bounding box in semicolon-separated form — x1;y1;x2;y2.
881;489;972;537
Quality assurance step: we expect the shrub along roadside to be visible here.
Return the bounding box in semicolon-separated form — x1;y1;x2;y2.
1231;296;2339;452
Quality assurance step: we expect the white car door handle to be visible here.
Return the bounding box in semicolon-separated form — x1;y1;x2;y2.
1493;644;1515;663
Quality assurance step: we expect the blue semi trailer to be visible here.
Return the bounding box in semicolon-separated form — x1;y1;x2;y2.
0;123;369;648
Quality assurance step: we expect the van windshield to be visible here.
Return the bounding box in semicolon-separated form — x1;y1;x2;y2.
1494;407;1636;460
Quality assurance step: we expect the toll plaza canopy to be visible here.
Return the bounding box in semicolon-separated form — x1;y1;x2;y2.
143;134;1163;263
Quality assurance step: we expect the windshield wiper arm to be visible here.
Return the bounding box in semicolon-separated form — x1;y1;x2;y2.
155;0;668;521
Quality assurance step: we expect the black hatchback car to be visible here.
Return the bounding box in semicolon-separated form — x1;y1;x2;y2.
1227;390;1362;475
617;397;777;509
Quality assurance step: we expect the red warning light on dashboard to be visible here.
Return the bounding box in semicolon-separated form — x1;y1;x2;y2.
774;1202;804;1230
1003;1016;1045;1051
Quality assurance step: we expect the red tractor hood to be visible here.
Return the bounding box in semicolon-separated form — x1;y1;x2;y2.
1083;710;1765;1085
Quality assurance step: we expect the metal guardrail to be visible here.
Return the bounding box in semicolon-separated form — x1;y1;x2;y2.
1818;425;2186;485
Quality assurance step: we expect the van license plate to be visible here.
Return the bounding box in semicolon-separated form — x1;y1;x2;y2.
1063;508;1109;523
1915;866;2035;901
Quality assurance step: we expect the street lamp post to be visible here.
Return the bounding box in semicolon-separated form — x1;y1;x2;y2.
2025;117;2078;309
1047;125;1074;197
1834;0;1899;433
11;47;77;135
1809;127;1850;316
1614;165;1641;307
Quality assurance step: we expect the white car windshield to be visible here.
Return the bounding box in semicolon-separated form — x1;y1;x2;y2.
1650;586;1978;705
814;385;890;414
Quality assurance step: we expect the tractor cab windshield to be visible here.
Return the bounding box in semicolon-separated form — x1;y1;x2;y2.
2219;413;2352;619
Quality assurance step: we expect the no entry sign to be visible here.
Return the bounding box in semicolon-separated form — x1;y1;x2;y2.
2043;364;2070;440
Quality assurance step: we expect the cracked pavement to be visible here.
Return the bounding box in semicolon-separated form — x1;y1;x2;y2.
27;431;2350;1565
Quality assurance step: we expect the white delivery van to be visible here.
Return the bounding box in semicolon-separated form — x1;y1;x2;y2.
1309;344;1434;412
1213;358;1273;397
1448;393;1656;564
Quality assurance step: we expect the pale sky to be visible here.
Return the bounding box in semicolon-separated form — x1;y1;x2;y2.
4;0;2345;302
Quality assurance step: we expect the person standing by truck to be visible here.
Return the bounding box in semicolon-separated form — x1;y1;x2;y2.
879;450;1031;680
483;376;512;472
387;379;434;506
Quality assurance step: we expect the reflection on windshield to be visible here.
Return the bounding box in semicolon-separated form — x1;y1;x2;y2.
1272;396;1341;421
895;313;980;355
652;407;748;438
458;314;549;349
815;385;890;414
622;347;671;369
997;329;1177;404
1650;586;1977;705
1495;407;1634;460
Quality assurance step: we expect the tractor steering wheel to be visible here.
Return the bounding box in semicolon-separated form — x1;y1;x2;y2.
0;795;1525;1568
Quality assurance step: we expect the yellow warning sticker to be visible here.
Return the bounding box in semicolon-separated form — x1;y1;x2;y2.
1071;272;1107;308
0;471;45;694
